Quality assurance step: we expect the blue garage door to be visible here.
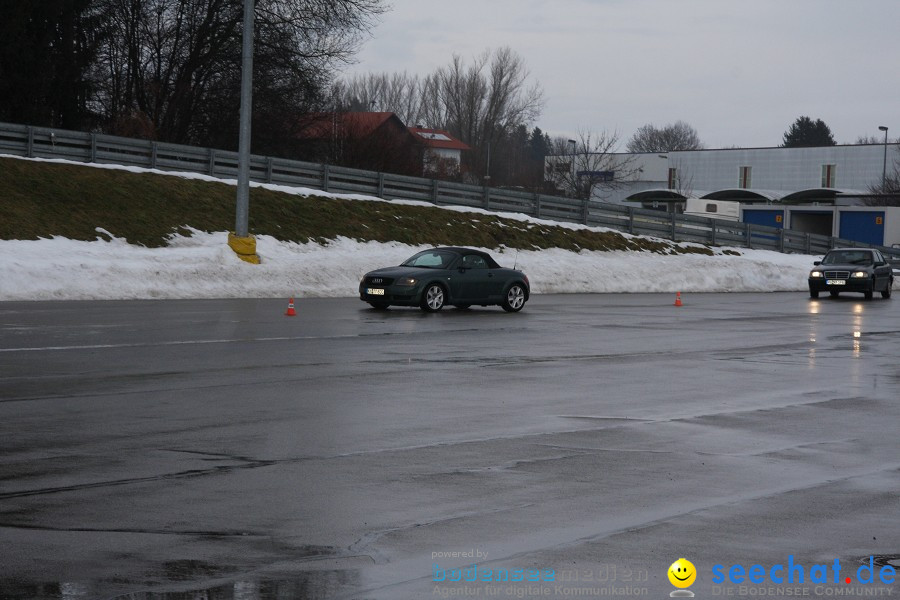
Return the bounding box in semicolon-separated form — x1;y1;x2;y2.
742;210;784;229
839;212;884;246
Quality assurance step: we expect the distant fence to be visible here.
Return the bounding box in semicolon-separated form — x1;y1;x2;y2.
2;121;899;263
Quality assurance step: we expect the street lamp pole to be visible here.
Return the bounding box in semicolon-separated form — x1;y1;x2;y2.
228;0;259;263
878;125;889;191
567;139;576;197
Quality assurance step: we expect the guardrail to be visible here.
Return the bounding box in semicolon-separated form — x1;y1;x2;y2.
2;121;899;263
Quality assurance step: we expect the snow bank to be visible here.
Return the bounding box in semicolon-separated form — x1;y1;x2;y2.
0;155;816;300
0;229;814;301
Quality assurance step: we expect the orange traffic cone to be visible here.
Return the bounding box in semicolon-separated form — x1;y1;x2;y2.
285;297;296;316
674;292;683;307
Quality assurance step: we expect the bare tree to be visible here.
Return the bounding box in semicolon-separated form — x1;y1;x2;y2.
864;145;900;206
418;47;544;182
667;158;696;200
545;130;639;200
91;0;385;147
332;71;424;125
332;47;544;184
855;134;898;145
626;120;704;153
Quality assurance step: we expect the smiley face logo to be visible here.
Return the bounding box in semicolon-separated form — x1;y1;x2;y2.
668;558;696;588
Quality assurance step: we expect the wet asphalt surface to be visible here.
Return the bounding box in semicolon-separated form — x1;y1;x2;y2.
1;293;899;600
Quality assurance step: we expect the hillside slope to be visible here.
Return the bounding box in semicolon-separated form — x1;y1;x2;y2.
0;156;714;255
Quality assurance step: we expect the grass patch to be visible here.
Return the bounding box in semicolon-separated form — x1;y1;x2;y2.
0;157;716;255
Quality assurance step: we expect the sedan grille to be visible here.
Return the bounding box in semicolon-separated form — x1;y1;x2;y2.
365;276;395;286
824;271;850;279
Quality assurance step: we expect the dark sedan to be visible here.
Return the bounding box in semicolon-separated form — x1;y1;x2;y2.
808;248;893;299
359;247;530;312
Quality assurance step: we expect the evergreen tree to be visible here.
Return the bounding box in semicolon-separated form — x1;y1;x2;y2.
527;127;551;161
0;0;104;129
781;116;837;147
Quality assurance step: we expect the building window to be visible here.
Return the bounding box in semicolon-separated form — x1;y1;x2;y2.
668;168;678;189
821;164;836;188
739;166;752;189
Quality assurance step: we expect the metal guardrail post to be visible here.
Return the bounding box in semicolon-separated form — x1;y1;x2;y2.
778;228;785;252
627;207;635;234
266;157;273;183
709;218;717;245
670;212;677;240
150;142;158;169
377;172;385;198
745;223;752;249
483;187;490;209
26;126;34;157
534;193;541;218
90;133;97;162
432;179;439;204
322;164;330;193
208;149;216;176
805;233;811;254
582;199;589;225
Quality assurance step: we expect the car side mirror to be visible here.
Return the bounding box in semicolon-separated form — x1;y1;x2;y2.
813;261;821;266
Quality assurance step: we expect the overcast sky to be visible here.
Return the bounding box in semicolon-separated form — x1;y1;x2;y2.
344;0;899;150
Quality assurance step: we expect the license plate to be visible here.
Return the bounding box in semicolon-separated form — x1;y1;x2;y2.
826;279;846;286
367;288;385;295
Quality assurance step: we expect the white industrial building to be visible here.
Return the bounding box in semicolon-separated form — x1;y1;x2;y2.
546;143;900;247
591;143;898;206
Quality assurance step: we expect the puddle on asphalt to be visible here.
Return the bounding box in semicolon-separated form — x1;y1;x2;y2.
0;570;359;600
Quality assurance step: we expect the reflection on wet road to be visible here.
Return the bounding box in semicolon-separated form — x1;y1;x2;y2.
1;293;899;599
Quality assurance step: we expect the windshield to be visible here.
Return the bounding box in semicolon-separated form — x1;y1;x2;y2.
401;250;457;269
822;250;873;266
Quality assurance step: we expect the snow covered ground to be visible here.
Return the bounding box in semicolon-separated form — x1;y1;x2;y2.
0;156;817;301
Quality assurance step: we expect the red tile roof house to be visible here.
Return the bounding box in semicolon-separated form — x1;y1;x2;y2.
408;126;471;178
296;112;470;179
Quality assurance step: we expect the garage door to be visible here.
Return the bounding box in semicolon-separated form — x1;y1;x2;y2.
742;209;784;229
839;212;884;246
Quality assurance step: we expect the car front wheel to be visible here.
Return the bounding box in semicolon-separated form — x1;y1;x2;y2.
420;284;446;312
809;289;819;299
502;283;527;313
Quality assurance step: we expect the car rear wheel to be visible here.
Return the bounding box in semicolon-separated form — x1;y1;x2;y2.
501;283;526;313
420;284;446;312
864;289;874;300
809;289;819;299
882;280;893;299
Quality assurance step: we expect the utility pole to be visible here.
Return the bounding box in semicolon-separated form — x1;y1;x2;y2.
228;0;260;263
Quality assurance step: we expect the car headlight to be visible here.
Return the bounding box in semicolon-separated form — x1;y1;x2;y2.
851;271;868;278
396;276;418;286
809;271;823;278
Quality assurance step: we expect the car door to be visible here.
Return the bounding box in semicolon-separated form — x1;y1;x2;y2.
455;254;495;302
873;250;892;289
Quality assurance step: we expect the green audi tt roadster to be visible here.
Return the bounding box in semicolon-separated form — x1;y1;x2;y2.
359;247;530;312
